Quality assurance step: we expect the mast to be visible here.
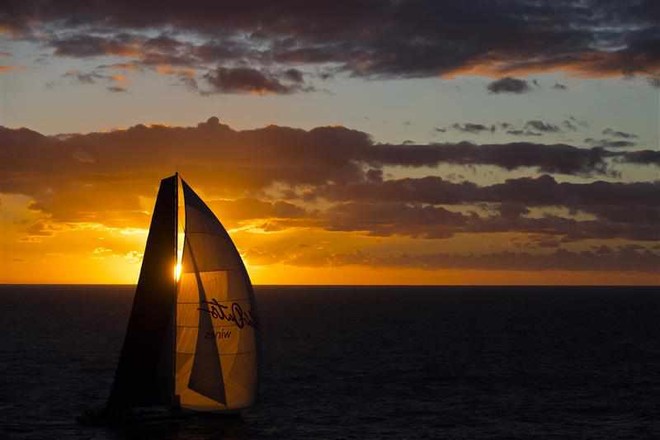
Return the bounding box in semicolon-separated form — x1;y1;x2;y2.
171;172;179;407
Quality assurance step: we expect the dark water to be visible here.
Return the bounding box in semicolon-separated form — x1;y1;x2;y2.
1;285;659;439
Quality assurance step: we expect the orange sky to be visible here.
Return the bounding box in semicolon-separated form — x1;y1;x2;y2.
0;119;658;285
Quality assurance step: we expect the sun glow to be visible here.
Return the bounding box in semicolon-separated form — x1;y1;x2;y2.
174;262;182;281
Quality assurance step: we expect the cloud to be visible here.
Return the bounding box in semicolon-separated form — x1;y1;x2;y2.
0;119;657;246
0;119;370;224
61;68;132;91
63;70;105;84
51;34;140;58
318;174;659;211
315;174;660;241
3;0;659;86
366;142;612;176
207;197;309;228
202;67;303;94
487;77;531;94
445;119;575;138
562;119;578;131
580;128;641;150
621;150;660;166
524;120;560;133
506;130;542;137
322;202;467;239
283;68;304;83
602;128;638;139
451;123;492;134
584;138;636;149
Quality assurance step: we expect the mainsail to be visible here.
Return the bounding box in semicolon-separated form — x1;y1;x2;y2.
104;175;258;416
175;180;259;411
107;175;178;409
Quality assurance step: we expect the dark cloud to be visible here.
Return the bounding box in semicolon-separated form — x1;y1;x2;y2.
322;202;467;239
315;175;660;241
283;68;304;83
562;119;578;131
451;123;492;134
318;174;659;212
0;120;365;225
0;119;658;245
587;205;660;226
602;128;638;139
499;203;529;220
484;176;660;217
506;130;542;137
365;168;383;182
568;116;589;128
487;77;531;94
366;142;611;176
202;67;302;94
2;0;658;86
621;150;660;166
553;83;568;90
446;119;571;138
51;34;138;58
63;70;105;84
585;138;636;149
525;120;561;133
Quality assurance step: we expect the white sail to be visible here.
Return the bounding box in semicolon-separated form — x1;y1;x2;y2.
175;180;258;412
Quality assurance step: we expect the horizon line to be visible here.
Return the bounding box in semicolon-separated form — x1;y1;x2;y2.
0;283;657;288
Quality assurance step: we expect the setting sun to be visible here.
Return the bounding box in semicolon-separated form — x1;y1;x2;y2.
174;262;182;281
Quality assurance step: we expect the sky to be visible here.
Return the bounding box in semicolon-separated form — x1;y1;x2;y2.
0;0;659;285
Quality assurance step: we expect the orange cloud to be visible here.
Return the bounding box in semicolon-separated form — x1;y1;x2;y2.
443;51;660;80
107;45;141;57
110;73;127;83
155;64;196;77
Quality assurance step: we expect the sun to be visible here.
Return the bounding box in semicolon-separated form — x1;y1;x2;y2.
174;262;182;281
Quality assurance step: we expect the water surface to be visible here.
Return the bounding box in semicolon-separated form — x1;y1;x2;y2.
1;285;658;439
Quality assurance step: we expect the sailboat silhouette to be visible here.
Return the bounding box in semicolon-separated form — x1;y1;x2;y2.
80;174;259;424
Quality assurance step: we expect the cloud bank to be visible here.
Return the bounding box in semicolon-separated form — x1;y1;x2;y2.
1;118;658;274
2;0;659;93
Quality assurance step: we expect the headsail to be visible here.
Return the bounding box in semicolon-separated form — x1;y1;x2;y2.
107;175;178;409
175;180;259;412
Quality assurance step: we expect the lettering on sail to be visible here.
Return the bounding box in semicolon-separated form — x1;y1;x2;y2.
205;328;232;339
198;298;257;329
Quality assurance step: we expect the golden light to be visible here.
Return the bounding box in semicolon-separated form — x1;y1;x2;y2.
174;262;182;281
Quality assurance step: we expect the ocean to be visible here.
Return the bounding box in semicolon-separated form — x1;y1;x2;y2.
0;285;658;439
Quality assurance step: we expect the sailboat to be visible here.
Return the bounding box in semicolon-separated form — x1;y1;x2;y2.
80;174;259;424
